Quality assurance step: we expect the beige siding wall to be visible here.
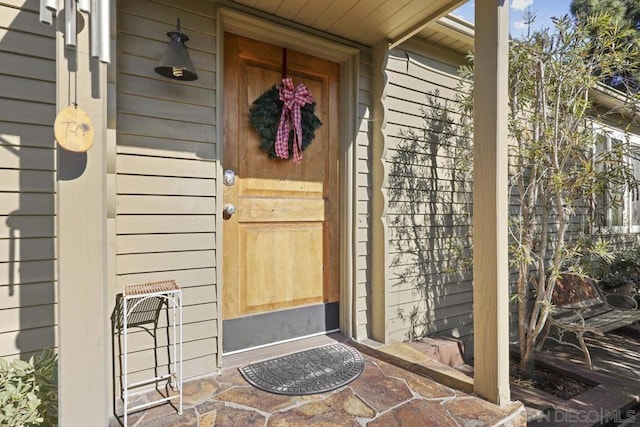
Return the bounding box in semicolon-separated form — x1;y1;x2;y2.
382;44;473;347
116;0;218;384
356;50;374;339
0;0;57;359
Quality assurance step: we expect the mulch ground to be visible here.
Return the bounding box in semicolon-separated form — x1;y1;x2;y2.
510;359;590;400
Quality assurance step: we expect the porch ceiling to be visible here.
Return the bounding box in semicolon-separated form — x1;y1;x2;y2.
225;0;469;47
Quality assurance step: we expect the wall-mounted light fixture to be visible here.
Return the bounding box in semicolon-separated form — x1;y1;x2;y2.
154;19;198;81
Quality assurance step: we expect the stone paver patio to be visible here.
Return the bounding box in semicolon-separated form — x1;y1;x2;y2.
111;340;526;426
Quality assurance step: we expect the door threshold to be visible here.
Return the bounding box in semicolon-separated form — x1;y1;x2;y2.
223;329;341;357
222;302;340;353
222;330;345;369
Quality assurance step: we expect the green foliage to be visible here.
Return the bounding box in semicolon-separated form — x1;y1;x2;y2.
584;246;640;290
0;349;58;427
32;350;57;427
570;0;640;92
248;85;322;159
570;0;640;37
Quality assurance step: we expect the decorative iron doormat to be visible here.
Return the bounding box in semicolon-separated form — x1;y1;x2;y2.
239;343;364;395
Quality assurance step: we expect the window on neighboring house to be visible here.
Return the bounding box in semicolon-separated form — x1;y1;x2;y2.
594;133;640;232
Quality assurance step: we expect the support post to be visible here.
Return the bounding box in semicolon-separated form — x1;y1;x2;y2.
371;40;390;343
56;0;109;424
473;0;511;405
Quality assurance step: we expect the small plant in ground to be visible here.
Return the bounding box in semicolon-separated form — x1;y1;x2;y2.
0;348;58;426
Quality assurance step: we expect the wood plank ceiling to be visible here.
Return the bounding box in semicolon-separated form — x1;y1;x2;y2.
227;0;469;47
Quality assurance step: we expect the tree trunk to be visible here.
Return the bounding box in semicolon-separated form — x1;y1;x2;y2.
520;333;536;377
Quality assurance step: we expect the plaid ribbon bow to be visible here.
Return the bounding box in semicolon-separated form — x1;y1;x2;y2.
275;77;313;163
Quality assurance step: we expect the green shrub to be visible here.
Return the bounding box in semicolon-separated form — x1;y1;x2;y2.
585;247;640;291
0;349;58;426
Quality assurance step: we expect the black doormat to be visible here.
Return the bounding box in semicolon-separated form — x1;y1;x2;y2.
239;343;364;395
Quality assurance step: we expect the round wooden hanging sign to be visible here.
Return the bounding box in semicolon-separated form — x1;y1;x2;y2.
54;105;94;152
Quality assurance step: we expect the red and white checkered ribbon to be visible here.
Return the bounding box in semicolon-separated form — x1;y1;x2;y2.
275;77;313;163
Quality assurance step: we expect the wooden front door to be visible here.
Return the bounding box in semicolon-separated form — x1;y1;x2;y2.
222;33;340;352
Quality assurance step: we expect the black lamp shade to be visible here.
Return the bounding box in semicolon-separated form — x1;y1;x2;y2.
155;20;198;81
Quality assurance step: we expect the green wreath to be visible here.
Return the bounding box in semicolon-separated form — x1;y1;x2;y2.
249;85;322;159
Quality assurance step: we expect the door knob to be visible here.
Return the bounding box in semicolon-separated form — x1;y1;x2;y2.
223;203;236;216
223;169;236;186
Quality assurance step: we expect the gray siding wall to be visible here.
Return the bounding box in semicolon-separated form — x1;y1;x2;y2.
114;1;378;385
0;0;57;359
382;45;473;347
381;43;640;353
116;1;219;383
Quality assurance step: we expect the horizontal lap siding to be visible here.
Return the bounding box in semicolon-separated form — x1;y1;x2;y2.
0;0;56;359
116;0;218;386
383;47;472;346
356;51;373;339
